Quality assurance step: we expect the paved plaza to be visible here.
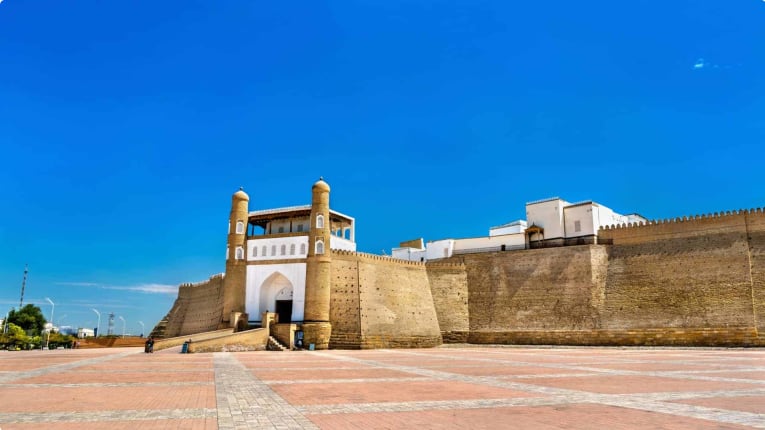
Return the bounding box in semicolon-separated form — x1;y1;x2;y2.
0;346;764;429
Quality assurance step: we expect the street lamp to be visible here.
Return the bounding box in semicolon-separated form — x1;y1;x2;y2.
118;316;125;338
44;298;55;350
91;308;101;337
138;321;145;337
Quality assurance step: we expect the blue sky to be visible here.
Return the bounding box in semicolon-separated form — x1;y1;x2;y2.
1;1;764;333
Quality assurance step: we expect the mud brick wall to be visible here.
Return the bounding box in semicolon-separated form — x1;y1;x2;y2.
426;262;469;343
157;274;225;338
329;254;362;349
599;210;765;338
330;251;442;348
463;245;607;337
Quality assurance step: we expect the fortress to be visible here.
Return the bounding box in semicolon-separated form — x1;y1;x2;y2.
152;179;765;348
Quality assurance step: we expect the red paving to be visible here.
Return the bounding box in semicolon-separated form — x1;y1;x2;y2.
672;395;765;415
519;374;757;394
273;380;541;405
1;385;215;413
1;346;764;429
306;404;755;430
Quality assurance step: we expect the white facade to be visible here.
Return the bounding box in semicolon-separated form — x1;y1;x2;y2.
489;220;527;237
77;328;95;338
330;235;356;251
246;263;307;323
247;236;309;261
525;198;570;240
453;233;526;254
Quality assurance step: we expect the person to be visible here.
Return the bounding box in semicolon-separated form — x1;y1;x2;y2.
145;336;154;353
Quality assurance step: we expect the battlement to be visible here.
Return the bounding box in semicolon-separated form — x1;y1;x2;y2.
331;249;426;267
179;273;225;289
425;260;467;270
599;206;765;244
602;207;765;231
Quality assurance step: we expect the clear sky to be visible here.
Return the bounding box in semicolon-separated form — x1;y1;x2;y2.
1;1;764;334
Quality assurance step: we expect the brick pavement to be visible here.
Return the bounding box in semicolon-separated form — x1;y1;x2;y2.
0;346;763;429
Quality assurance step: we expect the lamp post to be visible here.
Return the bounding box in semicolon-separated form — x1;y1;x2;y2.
138;321;145;337
44;298;55;350
118;316;125;338
91;308;101;337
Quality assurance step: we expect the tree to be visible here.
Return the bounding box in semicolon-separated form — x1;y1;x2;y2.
1;323;30;349
7;304;47;336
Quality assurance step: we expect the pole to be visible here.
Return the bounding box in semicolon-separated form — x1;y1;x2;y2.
19;264;28;308
118;316;125;338
45;298;54;350
91;309;100;337
138;321;145;337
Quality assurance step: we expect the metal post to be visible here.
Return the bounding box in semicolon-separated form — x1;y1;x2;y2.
138;321;145;337
91;309;100;337
118;316;125;338
45;298;54;350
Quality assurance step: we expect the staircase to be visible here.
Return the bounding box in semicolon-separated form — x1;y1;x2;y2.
267;336;288;351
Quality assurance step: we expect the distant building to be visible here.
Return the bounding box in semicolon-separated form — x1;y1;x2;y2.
392;197;646;261
77;328;95;338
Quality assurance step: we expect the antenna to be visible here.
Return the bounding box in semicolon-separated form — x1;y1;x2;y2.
19;264;28;308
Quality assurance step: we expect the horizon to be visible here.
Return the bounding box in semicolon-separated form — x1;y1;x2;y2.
1;1;764;331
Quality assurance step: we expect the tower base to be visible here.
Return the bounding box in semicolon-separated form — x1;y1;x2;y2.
302;322;332;350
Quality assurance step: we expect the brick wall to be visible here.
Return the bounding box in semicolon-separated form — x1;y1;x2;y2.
426;262;469;343
330;251;442;348
463;245;606;333
155;274;225;338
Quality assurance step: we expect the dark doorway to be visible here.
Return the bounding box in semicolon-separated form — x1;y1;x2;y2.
275;300;293;323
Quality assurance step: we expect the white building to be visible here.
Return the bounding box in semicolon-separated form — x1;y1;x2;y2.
243;205;356;324
393;197;645;261
77;328;95;338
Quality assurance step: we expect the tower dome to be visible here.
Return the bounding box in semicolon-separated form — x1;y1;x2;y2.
312;177;330;193
233;187;249;201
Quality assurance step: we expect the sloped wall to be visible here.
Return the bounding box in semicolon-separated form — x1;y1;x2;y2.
330;251;442;348
156;274;225;338
426;261;469;343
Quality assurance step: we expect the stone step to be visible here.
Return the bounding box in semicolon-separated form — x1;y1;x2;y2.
267;336;288;351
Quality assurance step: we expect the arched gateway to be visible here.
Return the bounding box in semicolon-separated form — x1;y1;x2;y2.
259;272;294;323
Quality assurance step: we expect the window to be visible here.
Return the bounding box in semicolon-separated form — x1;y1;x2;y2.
297;224;304;232
235;221;244;234
226;247;229;260
300;243;306;255
290;244;295;255
271;245;276;256
235;246;244;260
262;246;267;257
316;214;324;229
252;246;258;257
316;240;325;254
278;226;284;233
574;220;581;233
280;244;286;255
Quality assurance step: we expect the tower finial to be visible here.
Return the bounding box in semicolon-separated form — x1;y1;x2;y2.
319;176;323;181
239;186;244;191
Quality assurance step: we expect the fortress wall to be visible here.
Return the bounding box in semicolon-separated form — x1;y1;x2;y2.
329;252;362;349
465;246;607;346
161;274;225;338
426;262;469;343
329;250;442;348
600;213;754;334
744;210;765;335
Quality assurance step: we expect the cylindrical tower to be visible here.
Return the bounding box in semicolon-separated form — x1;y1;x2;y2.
303;177;333;349
221;187;249;329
